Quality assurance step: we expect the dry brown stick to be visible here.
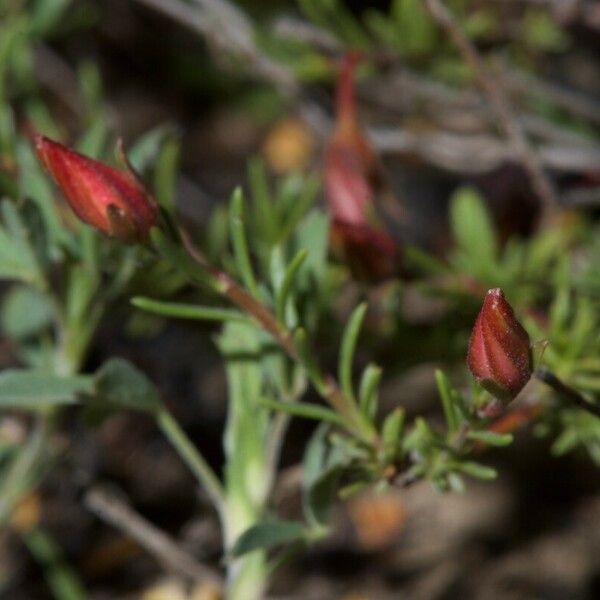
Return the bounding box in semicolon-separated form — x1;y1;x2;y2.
370;127;600;174
85;485;223;585
133;0;297;96
424;0;560;215
501;67;600;126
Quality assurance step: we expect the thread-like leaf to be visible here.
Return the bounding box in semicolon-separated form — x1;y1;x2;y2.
338;303;368;404
275;249;308;323
466;430;514;447
358;363;382;420
294;328;326;394
131;297;248;323
259;397;346;427
455;461;497;480
229;188;258;296
382;407;405;461
435;369;459;434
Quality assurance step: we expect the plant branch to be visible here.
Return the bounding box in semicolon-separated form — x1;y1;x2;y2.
156;407;226;510
132;0;297;96
534;367;600;419
85;485;223;584
424;0;560;216
177;229;373;441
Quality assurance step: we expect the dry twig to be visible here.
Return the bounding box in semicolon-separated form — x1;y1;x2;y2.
85;485;223;585
424;0;560;215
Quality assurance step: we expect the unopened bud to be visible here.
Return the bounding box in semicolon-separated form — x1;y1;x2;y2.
324;54;400;280
467;288;532;403
34;135;158;242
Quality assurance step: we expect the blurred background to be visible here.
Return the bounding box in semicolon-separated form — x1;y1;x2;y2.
2;0;600;598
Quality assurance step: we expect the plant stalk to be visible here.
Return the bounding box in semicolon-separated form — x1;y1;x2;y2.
178;229;375;442
534;367;600;419
156;407;225;510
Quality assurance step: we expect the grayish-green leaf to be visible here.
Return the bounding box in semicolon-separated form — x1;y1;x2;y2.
132;297;248;323
339;303;368;404
94;358;160;412
0;370;93;409
231;520;306;557
2;285;54;339
259;396;345;427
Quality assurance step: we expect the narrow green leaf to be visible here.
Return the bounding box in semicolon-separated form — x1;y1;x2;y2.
435;369;459;434
154;137;180;212
466;430;514;447
23;528;87;600
231;520;306;557
455;461;497;480
279;174;320;241
302;424;346;525
229;187;258;296
294;328;326;394
450;186;497;268
358;363;382;420
248;158;278;243
338;303;368;404
259;396;346;427
0;371;93;409
382;407;405;461
275;249;308;323
132;297;248;323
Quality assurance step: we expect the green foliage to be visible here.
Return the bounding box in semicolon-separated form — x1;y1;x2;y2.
231;520;307;558
338;302;367;404
522;9;570;53
1;285;54;340
302;424;347;526
131;297;249;323
0;370;93;409
22;528;86;600
450;186;498;275
0;200;45;285
93;358;161;413
0;1;595;596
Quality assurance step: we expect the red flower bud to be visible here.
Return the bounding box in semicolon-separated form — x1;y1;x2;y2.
324;54;401;280
33;135;158;242
325;53;378;226
467;288;532;403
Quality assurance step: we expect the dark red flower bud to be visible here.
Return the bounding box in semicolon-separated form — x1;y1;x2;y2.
324;54;401;280
467;288;532;404
325;53;377;226
33;135;158;242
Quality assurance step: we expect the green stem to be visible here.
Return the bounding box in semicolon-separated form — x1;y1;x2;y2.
156;407;225;510
22;528;87;600
176;229;376;443
0;419;49;526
